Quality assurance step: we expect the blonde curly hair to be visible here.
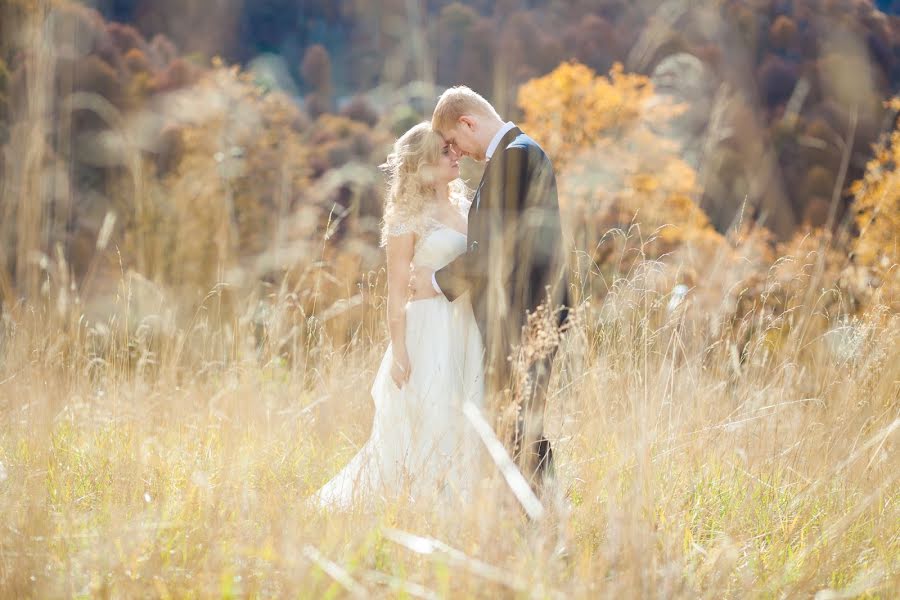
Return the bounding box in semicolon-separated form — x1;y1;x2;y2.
380;121;468;245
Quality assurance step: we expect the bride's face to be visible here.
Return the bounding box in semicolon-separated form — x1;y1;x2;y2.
434;143;460;185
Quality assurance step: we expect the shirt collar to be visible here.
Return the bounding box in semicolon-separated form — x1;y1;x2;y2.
485;121;517;160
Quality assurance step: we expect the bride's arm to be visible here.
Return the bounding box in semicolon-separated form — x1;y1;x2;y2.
385;231;415;387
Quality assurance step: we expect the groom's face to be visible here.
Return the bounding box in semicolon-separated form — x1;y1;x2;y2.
441;119;485;162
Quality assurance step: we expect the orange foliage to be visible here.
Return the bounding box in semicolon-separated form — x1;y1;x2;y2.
848;97;900;309
513;60;891;334
517;61;712;270
518;62;649;170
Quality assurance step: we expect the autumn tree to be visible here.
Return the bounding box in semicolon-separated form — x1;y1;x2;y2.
454;18;495;96
768;15;799;52
0;1;221;299
301;44;332;91
518;62;650;170
435;2;479;85
340;95;379;127
107;22;146;55
518;61;716;284
570;14;620;74
757;55;799;107
849;97;900;309
301;44;332;117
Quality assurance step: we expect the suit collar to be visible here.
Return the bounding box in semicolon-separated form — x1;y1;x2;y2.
489;126;522;161
485;121;518;160
480;126;520;181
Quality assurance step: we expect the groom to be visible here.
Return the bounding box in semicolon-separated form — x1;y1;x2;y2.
414;86;570;488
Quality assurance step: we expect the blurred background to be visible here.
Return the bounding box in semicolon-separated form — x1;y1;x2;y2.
0;0;898;349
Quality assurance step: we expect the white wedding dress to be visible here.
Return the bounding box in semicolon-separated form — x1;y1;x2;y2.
313;212;486;511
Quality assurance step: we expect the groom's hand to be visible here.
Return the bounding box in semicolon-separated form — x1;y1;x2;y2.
409;266;441;301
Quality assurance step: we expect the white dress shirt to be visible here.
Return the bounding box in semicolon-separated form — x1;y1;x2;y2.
485;121;517;161
432;121;518;294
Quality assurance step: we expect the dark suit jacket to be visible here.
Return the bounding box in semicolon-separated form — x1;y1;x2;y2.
435;126;570;367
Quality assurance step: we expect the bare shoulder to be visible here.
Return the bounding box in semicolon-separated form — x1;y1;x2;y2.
385;230;416;255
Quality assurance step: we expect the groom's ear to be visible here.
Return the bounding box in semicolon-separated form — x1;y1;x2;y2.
458;115;476;131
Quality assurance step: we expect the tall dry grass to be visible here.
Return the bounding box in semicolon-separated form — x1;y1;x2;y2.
0;225;897;598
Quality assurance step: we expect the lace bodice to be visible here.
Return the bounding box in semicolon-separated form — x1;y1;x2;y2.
384;200;470;271
411;220;467;270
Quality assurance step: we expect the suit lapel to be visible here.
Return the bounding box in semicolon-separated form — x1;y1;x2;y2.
473;127;522;212
473;168;490;211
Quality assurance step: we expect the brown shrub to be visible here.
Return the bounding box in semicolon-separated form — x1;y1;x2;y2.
757;55;799;107
769;15;799;51
340;95;379;127
300;44;332;93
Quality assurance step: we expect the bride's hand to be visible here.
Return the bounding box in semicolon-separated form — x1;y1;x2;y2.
391;349;411;388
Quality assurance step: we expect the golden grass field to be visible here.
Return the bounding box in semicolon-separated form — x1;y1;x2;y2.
0;240;897;598
0;5;897;594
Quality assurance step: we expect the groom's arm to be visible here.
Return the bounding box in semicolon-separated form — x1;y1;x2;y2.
432;239;484;302
433;148;529;302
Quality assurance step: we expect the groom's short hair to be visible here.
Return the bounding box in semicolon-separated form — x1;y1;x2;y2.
432;86;501;133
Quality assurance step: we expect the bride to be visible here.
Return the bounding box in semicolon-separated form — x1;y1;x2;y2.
312;122;486;510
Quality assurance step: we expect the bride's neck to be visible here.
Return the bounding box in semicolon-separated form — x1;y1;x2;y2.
433;184;450;205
